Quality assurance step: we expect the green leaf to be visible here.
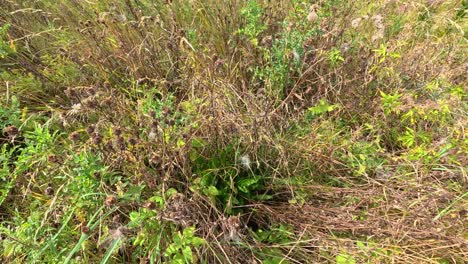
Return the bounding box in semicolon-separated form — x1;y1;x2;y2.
100;237;122;264
165;244;178;256
203;185;220;196
356;240;366;250
182;246;192;262
165;188;178;198
308;99;339;116
172;253;185;264
182;227;195;238
191;237;205;247
336;253;356;264
237;177;259;193
191;138;206;148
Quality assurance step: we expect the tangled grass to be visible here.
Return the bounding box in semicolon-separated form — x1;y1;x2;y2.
0;0;466;263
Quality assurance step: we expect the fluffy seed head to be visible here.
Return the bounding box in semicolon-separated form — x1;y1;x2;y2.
240;154;251;170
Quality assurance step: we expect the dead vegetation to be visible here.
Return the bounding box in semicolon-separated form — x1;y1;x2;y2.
0;0;466;263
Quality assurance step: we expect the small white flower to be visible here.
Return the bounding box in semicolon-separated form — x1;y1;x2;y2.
69;103;82;115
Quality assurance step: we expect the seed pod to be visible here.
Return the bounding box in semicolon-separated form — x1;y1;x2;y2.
85;86;97;96
113;127;122;136
93;171;101;179
261;35;273;48
3;125;19;137
91;132;103;145
151;120;159;129
100;97;112;108
149;153;160;166
162;106;171;116
128;137;138;146
116;136;126;150
82;96;98;108
48;154;59;163
105;195;117;207
69;131;80;143
112;214;121;223
51;221;61;228
81;225;90;234
64;87;76;98
86;125;96;135
104;141;114;152
45;185;54;196
144;201;156;210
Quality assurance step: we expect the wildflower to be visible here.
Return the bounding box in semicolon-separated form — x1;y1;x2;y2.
69;103;82;115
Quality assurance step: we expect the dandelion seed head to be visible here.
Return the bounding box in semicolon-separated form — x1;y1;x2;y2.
240;154;251;170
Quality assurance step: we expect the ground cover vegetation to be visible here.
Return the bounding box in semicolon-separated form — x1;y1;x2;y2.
0;0;467;263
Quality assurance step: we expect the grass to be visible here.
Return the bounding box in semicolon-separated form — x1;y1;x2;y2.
0;0;467;263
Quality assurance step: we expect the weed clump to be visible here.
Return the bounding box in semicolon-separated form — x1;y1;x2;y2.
0;0;466;263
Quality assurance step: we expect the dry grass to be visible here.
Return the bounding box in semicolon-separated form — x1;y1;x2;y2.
0;0;466;263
